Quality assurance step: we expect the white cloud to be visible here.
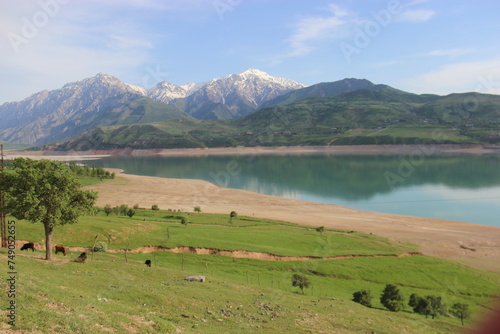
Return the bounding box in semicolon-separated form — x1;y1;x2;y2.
404;58;500;95
374;60;403;67
425;48;476;58
287;4;352;57
395;9;435;22
0;1;166;103
268;3;357;63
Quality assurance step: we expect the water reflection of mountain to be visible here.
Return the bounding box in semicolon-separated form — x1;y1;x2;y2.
90;154;500;202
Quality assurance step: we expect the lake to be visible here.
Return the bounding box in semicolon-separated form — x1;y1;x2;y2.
85;153;500;227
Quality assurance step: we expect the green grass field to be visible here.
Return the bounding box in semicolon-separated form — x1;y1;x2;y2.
2;209;499;333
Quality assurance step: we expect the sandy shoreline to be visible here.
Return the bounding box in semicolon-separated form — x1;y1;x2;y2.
85;169;500;273
7;144;500;160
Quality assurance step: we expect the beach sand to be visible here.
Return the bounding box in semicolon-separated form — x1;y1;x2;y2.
86;169;500;273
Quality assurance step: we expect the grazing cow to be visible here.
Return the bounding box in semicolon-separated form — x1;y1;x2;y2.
20;242;35;252
145;259;152;267
55;245;66;256
75;252;87;263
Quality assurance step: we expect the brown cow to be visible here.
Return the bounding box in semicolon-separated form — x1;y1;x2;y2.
55;245;66;256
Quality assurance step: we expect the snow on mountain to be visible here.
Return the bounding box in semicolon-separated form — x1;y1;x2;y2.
142;68;304;119
181;69;305;119
0;69;306;144
0;73;162;145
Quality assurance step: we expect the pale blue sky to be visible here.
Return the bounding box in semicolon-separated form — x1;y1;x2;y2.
1;0;500;104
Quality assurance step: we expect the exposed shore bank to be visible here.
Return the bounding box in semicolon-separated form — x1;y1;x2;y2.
8;144;500;160
84;169;500;273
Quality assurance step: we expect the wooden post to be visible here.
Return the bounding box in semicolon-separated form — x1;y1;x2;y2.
0;144;6;248
124;239;130;263
91;235;98;261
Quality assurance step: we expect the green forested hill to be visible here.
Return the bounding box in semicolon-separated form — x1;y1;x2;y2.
42;90;500;150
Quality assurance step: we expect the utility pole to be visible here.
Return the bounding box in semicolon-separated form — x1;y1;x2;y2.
0;144;6;248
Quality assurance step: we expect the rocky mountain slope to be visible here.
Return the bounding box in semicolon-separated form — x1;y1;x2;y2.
0;69;304;145
0;74;187;145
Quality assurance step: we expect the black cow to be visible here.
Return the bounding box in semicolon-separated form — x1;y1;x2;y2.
20;242;35;252
55;245;66;256
145;259;152;267
75;252;87;263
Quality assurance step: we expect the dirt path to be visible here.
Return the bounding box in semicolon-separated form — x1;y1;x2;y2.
85;171;500;272
104;245;424;261
16;240;423;262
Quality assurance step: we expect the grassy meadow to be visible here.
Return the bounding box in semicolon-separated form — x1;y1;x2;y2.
2;207;499;333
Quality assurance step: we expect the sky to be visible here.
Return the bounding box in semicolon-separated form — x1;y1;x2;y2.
1;0;500;104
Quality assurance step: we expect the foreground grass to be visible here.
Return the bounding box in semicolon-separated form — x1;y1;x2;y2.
0;252;484;334
4;209;499;333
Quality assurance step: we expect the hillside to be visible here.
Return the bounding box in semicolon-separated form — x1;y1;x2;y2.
3;208;498;333
260;78;437;109
0;74;189;145
44;89;500;150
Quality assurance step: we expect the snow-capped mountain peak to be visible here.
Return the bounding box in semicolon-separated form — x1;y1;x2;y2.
143;69;305;118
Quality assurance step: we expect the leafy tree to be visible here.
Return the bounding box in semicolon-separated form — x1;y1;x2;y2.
181;217;188;226
126;208;135;218
316;226;325;233
133;203;140;210
93;241;108;252
119;204;129;215
450;303;471;325
229;211;237;225
194;206;201;213
104;204;113;216
409;294;446;319
151;204;159;211
352;290;373;308
291;273;310;294
0;158;96;260
380;284;405;312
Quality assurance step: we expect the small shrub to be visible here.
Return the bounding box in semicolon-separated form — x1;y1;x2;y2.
410;294;447;319
152;204;159;211
133;203;140;209
194;206;201;213
380;284;405;312
291;273;310;294
450;303;471;326
94;241;108;252
119;204;129;215
104;204;113;216
126;208;136;218
353;290;373;308
181;217;188;226
316;226;325;233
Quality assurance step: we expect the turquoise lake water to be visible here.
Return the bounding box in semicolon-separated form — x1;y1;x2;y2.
85;153;500;227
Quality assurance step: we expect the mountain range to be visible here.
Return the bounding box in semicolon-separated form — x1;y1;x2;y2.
0;69;303;145
1;69;499;149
